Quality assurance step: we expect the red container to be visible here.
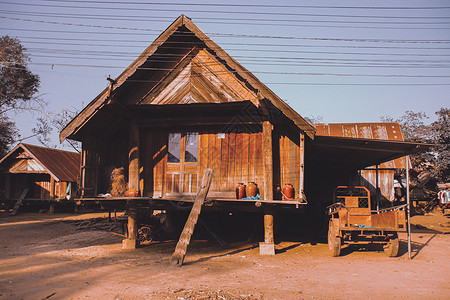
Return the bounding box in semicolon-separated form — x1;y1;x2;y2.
282;183;294;201
124;189;139;197
236;183;246;199
246;182;258;198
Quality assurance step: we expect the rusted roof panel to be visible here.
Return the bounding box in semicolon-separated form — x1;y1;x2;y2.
0;143;80;182
313;123;407;168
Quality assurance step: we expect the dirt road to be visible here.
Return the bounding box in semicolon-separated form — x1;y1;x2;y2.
0;212;448;300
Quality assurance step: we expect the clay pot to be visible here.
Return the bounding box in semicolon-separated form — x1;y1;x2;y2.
282;183;294;201
236;183;246;199
246;182;258;198
124;189;139;197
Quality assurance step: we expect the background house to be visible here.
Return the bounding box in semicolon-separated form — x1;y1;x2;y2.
0;143;80;208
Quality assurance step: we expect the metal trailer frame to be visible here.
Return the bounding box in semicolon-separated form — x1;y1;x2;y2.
327;186;407;257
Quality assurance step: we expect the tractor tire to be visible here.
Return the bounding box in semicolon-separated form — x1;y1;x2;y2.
384;233;399;257
328;222;341;257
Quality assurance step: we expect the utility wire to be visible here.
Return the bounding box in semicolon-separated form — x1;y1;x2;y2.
2;16;449;44
20;62;450;78
23;48;450;64
4;28;450;50
41;0;450;10
2;9;450;26
16;39;450;58
2;1;449;19
28;54;450;68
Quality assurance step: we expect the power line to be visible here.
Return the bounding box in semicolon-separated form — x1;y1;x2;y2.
24;48;450;64
41;0;450;10
5;28;450;50
2;16;450;44
24;62;450;78
29;54;450;68
17;38;450;58
1;1;450;19
24;66;450;86
3;9;450;27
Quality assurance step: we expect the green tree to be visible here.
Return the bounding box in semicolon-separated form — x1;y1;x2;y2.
381;111;434;175
0;35;40;156
382;108;450;183
431;108;450;182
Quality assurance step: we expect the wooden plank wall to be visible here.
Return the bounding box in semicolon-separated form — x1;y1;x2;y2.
81;129;130;197
141;128;167;197
198;132;263;196
142;129;264;198
277;129;302;200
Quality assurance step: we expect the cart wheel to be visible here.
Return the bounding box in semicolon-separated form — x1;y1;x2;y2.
328;223;341;257
384;233;399;257
138;226;153;243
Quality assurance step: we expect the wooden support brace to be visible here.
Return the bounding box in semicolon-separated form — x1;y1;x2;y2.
171;169;214;267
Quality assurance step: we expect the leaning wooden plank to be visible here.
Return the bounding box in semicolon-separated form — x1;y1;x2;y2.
171;169;214;267
10;189;29;216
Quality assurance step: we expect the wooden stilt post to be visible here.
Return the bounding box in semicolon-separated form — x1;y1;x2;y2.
260;121;275;255
128;122;140;193
262;121;273;201
299;133;305;201
123;200;139;249
5;173;11;200
123;122;140;249
50;177;55;199
406;155;411;259
260;211;275;255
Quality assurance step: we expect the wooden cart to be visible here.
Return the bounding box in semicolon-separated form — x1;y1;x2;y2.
327;186;407;257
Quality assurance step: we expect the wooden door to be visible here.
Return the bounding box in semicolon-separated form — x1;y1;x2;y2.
166;132;199;195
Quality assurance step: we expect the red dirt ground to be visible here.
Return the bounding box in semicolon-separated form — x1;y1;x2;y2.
0;211;449;300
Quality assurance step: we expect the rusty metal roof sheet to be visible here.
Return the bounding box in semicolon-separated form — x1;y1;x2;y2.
313;123;407;168
0;143;80;182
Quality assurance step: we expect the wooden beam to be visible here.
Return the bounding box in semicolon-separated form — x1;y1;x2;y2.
261;121;276;256
50;177;55;199
122;200;139;249
5;173;10;199
171;169;214;266
264;214;274;244
262;121;273;201
128;122;140;193
260;211;275;255
299;133;305;200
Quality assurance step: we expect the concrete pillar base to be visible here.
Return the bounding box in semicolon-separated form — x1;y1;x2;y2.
259;242;275;255
122;238;138;249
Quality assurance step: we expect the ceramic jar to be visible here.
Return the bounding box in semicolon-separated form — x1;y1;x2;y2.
124;189;139;197
282;183;294;200
236;183;246;199
246;182;258;197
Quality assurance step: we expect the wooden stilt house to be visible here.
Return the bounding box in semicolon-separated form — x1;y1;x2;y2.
60;15;314;204
60;15;429;254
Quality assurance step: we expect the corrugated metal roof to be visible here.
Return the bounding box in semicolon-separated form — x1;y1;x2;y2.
313;123;407;168
0;143;80;182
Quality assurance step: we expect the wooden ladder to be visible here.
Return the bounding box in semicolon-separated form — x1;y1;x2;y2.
171;169;214;267
10;189;29;216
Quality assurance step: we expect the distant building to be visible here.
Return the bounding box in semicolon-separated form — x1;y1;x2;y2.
0;143;80;204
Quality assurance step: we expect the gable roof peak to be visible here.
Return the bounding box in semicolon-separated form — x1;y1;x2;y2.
60;16;315;142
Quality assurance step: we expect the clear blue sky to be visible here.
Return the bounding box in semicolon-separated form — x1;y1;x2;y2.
1;0;449;149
